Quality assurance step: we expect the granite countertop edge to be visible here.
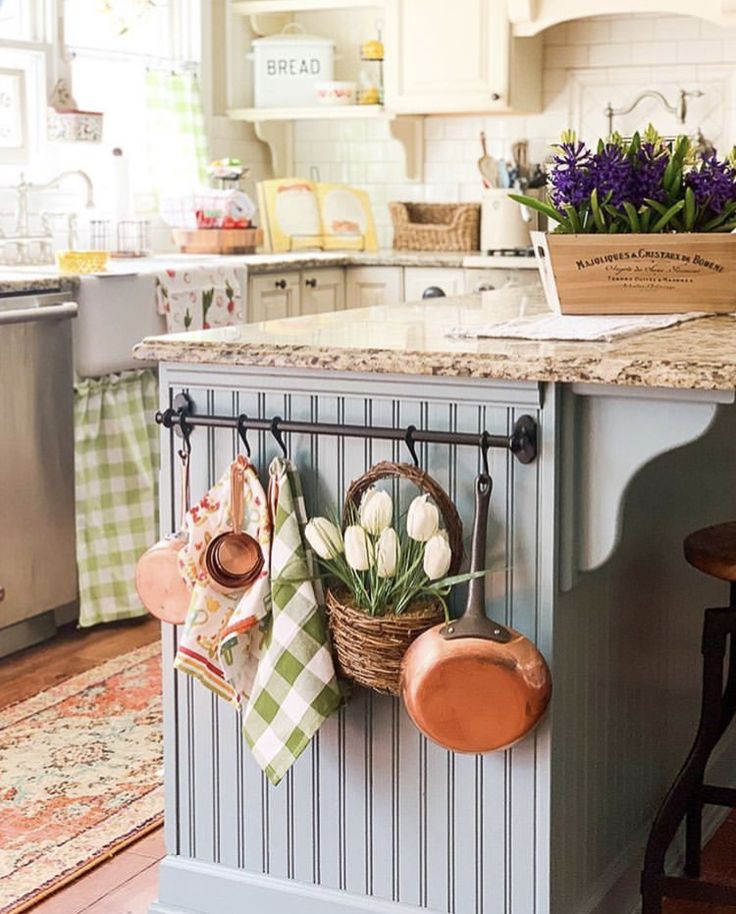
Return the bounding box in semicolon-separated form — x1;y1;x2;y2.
132;337;736;392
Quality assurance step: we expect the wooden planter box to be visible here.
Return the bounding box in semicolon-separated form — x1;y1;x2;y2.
531;230;736;315
172;228;263;255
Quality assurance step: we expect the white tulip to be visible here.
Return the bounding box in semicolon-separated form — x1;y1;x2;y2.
376;527;400;578
359;488;393;535
305;517;343;560
344;525;372;571
406;494;439;542
423;533;452;581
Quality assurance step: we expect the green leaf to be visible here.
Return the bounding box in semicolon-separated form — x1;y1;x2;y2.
651;200;685;233
563;204;583;233
684;186;696;231
623;201;641;233
628;131;641;156
590;188;607;232
508;193;564;225
700;202;736;231
644;197;669;217
640;207;652;232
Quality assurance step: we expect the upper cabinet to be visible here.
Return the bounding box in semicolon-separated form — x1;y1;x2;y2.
507;0;736;34
385;0;543;115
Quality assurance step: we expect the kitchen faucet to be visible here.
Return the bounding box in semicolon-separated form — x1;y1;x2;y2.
0;170;95;265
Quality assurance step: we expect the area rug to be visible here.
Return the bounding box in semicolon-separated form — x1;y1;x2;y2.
0;641;164;914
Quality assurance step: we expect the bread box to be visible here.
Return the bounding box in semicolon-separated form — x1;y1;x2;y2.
250;25;335;108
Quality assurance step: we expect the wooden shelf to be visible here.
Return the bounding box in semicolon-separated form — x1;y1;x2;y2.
227;105;386;122
233;0;383;13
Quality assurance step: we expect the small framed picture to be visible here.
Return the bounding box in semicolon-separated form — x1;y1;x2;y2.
0;67;28;163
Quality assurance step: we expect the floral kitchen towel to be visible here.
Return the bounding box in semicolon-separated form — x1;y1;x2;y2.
241;458;342;786
155;265;245;333
174;455;272;705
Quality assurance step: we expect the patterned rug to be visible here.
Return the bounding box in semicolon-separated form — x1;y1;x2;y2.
0;641;164;914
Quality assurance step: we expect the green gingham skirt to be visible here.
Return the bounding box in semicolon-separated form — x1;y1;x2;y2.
74;370;159;627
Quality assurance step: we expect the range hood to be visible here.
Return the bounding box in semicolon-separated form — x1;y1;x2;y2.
508;0;736;35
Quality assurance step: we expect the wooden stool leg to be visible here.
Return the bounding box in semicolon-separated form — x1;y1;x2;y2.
685;795;704;877
641;888;663;914
642;608;731;904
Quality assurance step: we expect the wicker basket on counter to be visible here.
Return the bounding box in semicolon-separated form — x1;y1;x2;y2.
389;202;480;252
325;461;464;695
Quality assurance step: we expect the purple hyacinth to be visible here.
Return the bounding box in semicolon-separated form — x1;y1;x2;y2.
685;153;736;214
632;143;668;206
548;139;593;209
589;144;634;207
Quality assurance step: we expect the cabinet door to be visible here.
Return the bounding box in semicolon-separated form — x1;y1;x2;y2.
248;273;300;322
385;0;509;114
300;269;345;315
463;267;541;294
346;267;403;310
403;267;465;302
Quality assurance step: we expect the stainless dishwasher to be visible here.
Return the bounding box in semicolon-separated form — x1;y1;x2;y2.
0;290;78;654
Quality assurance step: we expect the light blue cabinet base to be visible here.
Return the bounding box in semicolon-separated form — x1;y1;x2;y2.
152;363;736;914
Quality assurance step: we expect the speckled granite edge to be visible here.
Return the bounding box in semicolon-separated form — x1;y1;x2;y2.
0;275;78;295
132;335;736;392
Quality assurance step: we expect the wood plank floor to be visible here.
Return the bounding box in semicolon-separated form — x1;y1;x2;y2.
6;617;736;913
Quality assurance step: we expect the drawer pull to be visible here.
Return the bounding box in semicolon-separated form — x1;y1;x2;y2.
274;279;287;290
491;92;501;101
0;585;5;602
305;278;317;288
476;283;496;292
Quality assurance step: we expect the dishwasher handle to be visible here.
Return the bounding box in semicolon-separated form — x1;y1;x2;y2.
0;301;78;327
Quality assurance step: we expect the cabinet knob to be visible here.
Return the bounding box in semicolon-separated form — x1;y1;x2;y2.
0;585;5;603
305;278;317;288
274;279;287;290
491;92;501;101
422;286;446;298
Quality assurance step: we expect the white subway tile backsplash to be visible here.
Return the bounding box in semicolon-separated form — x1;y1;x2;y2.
287;11;736;248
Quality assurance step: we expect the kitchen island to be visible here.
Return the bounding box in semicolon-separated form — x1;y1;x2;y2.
136;287;736;914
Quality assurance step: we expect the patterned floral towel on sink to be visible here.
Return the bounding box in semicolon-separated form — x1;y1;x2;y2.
155;264;245;333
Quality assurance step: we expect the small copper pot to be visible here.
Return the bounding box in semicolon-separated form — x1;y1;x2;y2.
400;474;552;753
205;462;263;593
135;450;192;625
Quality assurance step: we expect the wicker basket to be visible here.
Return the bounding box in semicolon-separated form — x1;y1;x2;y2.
325;461;464;695
389;202;480;252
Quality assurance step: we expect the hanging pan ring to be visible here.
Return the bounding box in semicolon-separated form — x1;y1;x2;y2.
237;414;251;458
271;416;288;459
479;430;491;478
177;410;192;462
404;424;419;468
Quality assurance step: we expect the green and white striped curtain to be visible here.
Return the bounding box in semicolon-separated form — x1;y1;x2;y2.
145;70;208;197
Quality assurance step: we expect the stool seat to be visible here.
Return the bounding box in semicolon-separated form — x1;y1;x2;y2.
684;522;736;583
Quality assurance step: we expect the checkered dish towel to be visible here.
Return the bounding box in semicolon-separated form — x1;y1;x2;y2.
242;457;342;786
74;370;159;627
175;456;272;705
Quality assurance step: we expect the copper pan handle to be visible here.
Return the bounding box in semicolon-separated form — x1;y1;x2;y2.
230;462;244;533
442;473;512;643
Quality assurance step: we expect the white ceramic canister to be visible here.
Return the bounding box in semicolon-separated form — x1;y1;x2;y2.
250;24;335;108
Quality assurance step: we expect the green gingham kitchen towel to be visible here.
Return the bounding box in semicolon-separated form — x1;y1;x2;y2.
74;370;159;627
242;457;343;785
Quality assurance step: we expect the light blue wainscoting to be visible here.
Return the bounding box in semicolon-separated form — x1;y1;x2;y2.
155;364;554;914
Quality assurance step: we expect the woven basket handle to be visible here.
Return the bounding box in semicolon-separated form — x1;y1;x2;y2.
343;461;464;575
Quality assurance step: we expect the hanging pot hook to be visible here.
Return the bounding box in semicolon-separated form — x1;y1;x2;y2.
404;424;419;468
479;431;491;478
237;414;251;458
177;411;192;463
271;416;288;459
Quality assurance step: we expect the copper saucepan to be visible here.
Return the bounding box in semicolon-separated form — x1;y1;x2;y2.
400;474;552;753
135;446;192;625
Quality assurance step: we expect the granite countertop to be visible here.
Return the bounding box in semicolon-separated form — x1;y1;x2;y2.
134;286;736;392
0;273;78;295
0;250;538;292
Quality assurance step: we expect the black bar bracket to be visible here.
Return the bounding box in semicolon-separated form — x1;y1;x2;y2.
155;390;538;465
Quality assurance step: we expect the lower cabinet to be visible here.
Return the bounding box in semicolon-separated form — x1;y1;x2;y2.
248;272;300;322
346;266;403;310
403;267;465;301
300;268;345;314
